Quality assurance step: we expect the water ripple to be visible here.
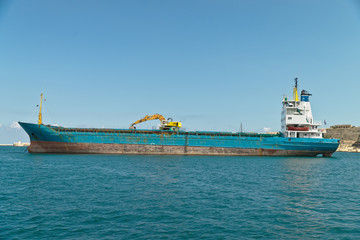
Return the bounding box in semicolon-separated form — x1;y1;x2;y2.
1;147;360;239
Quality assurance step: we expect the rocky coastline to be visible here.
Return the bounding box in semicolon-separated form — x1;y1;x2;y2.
324;125;360;152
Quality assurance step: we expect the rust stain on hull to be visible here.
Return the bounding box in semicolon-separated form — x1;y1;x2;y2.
28;141;332;157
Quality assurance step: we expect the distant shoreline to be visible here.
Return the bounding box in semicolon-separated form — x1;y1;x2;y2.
0;142;30;147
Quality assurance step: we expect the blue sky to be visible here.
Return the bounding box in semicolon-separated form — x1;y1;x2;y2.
1;0;360;143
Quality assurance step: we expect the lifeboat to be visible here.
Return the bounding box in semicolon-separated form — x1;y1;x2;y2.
287;126;309;131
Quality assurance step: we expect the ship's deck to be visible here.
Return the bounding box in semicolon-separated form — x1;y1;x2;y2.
48;125;281;138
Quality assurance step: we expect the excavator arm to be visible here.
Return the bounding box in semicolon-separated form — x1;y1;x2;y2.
129;114;182;130
130;114;167;128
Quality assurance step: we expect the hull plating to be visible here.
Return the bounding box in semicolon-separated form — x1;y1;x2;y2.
28;141;335;157
19;122;340;156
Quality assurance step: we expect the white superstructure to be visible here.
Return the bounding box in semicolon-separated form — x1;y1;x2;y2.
281;79;323;138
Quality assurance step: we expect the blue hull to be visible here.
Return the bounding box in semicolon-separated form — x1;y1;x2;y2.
19;122;340;156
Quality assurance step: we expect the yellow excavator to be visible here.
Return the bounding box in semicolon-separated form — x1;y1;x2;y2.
129;114;182;131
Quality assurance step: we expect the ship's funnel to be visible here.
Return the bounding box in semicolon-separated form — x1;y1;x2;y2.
300;90;311;102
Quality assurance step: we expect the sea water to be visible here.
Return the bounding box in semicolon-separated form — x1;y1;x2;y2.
1;146;360;239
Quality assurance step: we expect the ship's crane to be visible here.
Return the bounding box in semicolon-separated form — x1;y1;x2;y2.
38;93;43;125
129;114;182;131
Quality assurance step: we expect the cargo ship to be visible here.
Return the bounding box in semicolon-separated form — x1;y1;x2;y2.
19;80;339;156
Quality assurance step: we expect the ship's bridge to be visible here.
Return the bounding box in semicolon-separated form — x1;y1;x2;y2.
281;80;323;139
